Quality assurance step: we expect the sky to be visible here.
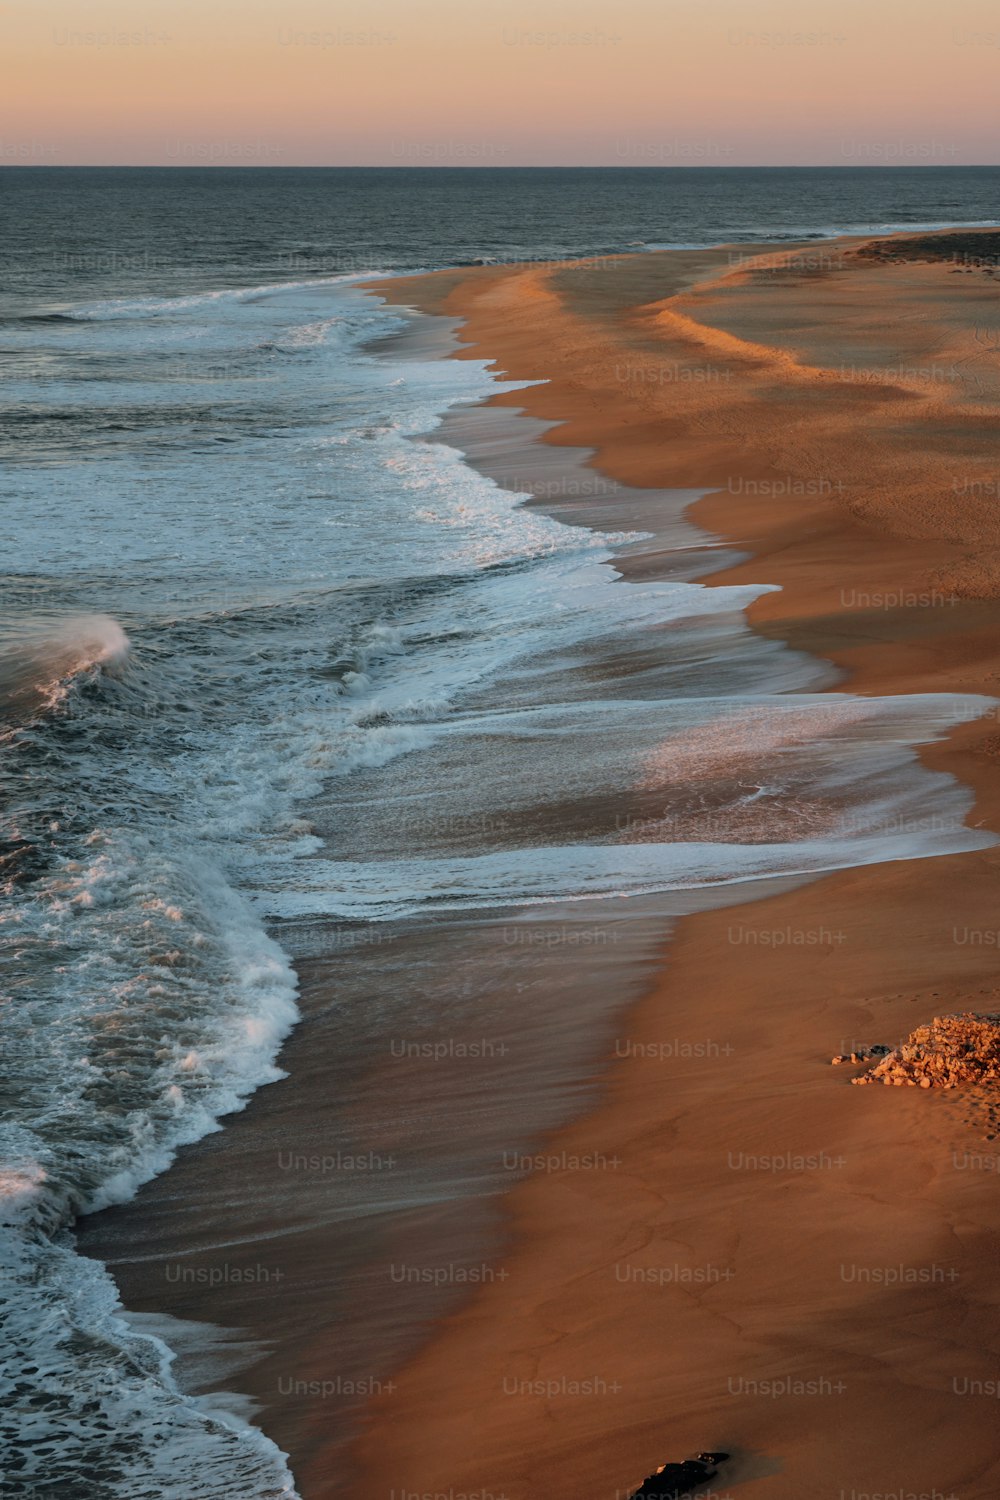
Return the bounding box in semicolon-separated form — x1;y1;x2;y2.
2;0;999;167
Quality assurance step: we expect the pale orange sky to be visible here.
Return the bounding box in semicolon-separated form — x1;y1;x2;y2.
2;0;998;166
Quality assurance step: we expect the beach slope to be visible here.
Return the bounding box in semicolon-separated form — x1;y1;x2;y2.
345;234;1000;1500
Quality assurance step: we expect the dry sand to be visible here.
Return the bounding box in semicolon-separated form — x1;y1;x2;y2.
337;234;1000;1500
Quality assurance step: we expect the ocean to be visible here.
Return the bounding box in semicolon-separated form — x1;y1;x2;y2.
1;167;998;1498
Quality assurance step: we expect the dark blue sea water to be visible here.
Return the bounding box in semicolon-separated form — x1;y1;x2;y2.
0;168;997;1499
3;165;999;311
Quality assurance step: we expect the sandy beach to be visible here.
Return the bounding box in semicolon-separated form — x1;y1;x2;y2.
339;234;1000;1500
78;231;1000;1500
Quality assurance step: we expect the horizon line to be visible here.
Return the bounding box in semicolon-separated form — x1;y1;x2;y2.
3;161;1000;171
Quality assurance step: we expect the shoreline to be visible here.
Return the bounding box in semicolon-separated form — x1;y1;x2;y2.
76;296;845;1495
71;229;1000;1500
342;232;1000;1498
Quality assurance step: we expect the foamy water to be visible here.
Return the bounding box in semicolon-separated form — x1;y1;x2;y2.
1;263;996;1498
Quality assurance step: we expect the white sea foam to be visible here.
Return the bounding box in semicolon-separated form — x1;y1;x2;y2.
0;612;130;718
0;1231;298;1498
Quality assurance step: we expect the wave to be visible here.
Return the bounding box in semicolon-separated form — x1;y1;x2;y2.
64;269;415;322
0;610;304;1492
0;822;301;1496
256;689;997;919
2;311;85;325
265;819;994;921
0;1231;298;1498
0;612;130;722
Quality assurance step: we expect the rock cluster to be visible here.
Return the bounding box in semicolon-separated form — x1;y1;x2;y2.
847;1013;1000;1089
831;1045;889;1066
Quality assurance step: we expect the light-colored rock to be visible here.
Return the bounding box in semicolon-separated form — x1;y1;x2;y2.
853;1013;1000;1091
